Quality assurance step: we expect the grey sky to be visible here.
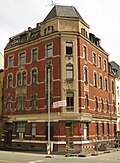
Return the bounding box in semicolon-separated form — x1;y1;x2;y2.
0;0;120;64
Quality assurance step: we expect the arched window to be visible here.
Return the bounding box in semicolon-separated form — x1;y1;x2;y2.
100;98;104;112
95;96;98;111
22;71;27;86
8;74;13;88
105;78;108;91
112;80;114;93
100;76;102;89
17;73;21;86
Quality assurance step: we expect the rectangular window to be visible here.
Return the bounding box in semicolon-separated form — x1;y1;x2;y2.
19;96;23;110
83;46;87;60
9;56;14;68
100;99;104;112
107;123;109;136
16;96;26;111
117;86;119;96
84;68;88;84
66;42;73;56
31;95;37;109
118;103;120;113
6;97;11;112
46;44;52;58
95;123;99;137
32;69;37;84
23;96;26;110
66;64;73;80
19;52;26;66
106;100;109;113
32;48;38;62
95;96;98;111
66;92;74;111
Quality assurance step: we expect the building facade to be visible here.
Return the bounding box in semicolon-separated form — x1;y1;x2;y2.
3;5;117;151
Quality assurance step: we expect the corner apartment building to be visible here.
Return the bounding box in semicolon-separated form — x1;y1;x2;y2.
3;5;117;151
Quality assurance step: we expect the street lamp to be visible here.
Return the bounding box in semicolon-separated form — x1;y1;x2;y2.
47;68;51;155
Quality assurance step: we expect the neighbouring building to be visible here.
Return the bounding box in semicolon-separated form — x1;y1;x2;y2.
110;61;120;132
0;69;4;143
3;5;117;151
0;53;4;69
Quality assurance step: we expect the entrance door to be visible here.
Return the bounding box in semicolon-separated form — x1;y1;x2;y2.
66;122;73;148
4;130;12;147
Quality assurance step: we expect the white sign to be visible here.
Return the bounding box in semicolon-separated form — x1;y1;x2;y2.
53;100;67;108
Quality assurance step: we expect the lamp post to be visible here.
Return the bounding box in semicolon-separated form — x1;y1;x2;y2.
47;68;51;155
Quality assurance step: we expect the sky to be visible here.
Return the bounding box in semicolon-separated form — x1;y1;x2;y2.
0;0;120;65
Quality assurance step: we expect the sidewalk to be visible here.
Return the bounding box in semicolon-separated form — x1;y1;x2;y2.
0;147;119;158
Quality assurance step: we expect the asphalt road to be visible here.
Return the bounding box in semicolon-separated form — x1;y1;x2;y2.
0;150;120;163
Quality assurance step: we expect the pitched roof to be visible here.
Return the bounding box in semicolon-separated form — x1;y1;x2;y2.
44;5;87;24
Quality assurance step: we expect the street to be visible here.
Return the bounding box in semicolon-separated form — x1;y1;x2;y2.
0;150;120;163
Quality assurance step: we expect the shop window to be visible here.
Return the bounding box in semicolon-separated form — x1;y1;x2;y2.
31;123;36;139
16;122;25;139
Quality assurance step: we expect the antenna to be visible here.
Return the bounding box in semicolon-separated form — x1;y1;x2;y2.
50;0;56;6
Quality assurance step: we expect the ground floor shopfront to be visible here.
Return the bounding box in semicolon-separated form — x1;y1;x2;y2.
3;118;117;152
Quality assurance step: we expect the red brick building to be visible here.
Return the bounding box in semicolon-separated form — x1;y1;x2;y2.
3;5;117;151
